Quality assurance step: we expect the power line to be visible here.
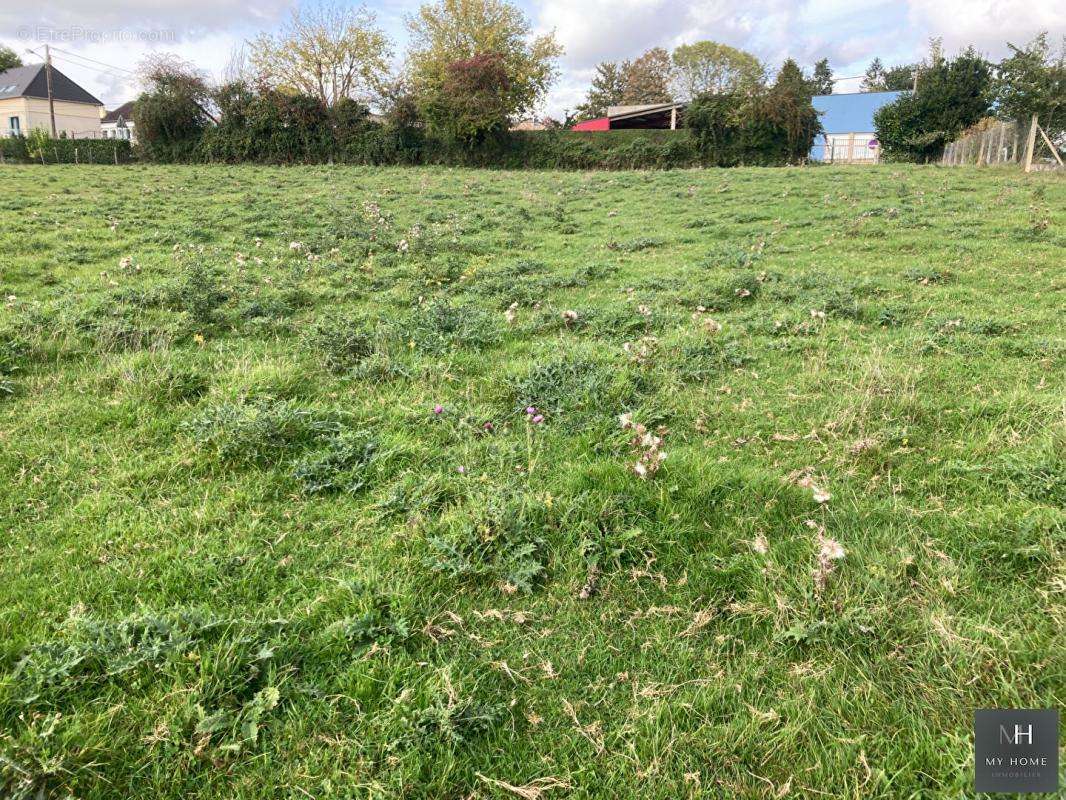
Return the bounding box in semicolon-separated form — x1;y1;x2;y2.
47;47;137;76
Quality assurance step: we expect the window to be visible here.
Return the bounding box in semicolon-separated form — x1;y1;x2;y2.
8;116;19;136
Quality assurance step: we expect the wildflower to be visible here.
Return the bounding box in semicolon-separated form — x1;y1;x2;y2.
526;406;537;415
562;309;579;325
433;404;444;415
620;414;667;479
505;302;519;324
751;534;769;554
702;318;722;335
810;309;826;320
483;421;495;432
119;256;133;270
532;414;544;424
735;288;752;298
254;237;263;248
457;465;466;474
793;473;831;503
397;239;409;253
636;304;652;318
818;535;846;561
289;241;303;252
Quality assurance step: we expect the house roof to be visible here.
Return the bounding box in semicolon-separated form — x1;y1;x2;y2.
0;63;103;106
102;101;135;124
812;90;903;134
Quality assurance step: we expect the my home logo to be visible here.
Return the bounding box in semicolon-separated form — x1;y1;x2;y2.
1000;723;1033;746
975;710;1058;793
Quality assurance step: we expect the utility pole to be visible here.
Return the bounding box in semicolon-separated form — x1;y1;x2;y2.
44;44;57;138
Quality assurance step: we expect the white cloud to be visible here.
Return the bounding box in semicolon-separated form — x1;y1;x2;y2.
905;0;1064;56
0;1;294;42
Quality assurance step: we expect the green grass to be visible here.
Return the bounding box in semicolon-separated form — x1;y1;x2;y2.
0;163;1063;799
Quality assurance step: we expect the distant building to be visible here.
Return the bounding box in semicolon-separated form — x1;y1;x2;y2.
810;90;903;163
572;101;686;131
511;119;548;131
101;101;136;142
0;63;103;138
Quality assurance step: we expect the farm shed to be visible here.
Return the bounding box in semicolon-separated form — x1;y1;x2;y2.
572;102;686;131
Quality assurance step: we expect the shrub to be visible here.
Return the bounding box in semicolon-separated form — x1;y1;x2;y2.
875;50;993;162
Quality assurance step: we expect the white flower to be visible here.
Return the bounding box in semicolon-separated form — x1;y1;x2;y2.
289;241;303;252
817;535;846;561
562;309;579;323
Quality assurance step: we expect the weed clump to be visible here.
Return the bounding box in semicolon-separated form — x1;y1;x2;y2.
183;401;347;466
303;315;377;372
292;429;379;495
425;491;549;594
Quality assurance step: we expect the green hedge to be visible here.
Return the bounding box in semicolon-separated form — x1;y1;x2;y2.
0;136;135;164
175;126;707;170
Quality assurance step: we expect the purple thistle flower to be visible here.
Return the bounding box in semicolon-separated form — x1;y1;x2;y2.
433;404;444;415
532;414;544;424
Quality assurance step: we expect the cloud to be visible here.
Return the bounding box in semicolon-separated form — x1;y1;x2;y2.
0;1;294;43
905;0;1064;56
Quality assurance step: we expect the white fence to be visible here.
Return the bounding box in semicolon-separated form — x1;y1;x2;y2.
811;134;882;164
941;120;1022;166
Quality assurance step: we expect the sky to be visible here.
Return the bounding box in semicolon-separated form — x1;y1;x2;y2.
1;0;1062;116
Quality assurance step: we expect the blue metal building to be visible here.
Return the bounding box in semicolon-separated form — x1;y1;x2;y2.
809;90;904;163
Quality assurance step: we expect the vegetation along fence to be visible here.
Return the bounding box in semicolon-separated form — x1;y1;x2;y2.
0;136;135;165
941;115;1063;172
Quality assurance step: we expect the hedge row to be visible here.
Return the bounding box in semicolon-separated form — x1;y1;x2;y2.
0;137;135;165
146;127;709;170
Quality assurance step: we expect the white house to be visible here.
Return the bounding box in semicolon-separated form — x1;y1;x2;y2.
101;101;136;142
0;63;103;138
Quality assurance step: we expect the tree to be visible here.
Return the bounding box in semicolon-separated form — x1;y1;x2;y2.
862;58;886;91
809;58;833;95
0;45;22;72
671;41;764;100
575;61;627;120
884;64;917;91
406;0;561;125
875;49;993;161
995;32;1066;139
622;47;673;104
770;59;820;157
249;3;392;107
420;52;513;142
133;54;215;158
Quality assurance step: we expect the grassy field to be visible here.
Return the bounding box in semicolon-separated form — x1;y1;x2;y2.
0;163;1062;799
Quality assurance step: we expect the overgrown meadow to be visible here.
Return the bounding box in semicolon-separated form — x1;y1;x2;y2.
0;163;1062;799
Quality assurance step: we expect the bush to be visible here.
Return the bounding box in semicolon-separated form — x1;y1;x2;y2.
875;51;993;162
687;90;820;165
0;135;133;164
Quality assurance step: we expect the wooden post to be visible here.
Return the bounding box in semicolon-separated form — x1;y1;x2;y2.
113;146;119;165
995;123;1005;164
44;44;58;138
74;147;79;165
976;132;985;166
1023;114;1039;173
670;106;677;130
1036;124;1064;168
